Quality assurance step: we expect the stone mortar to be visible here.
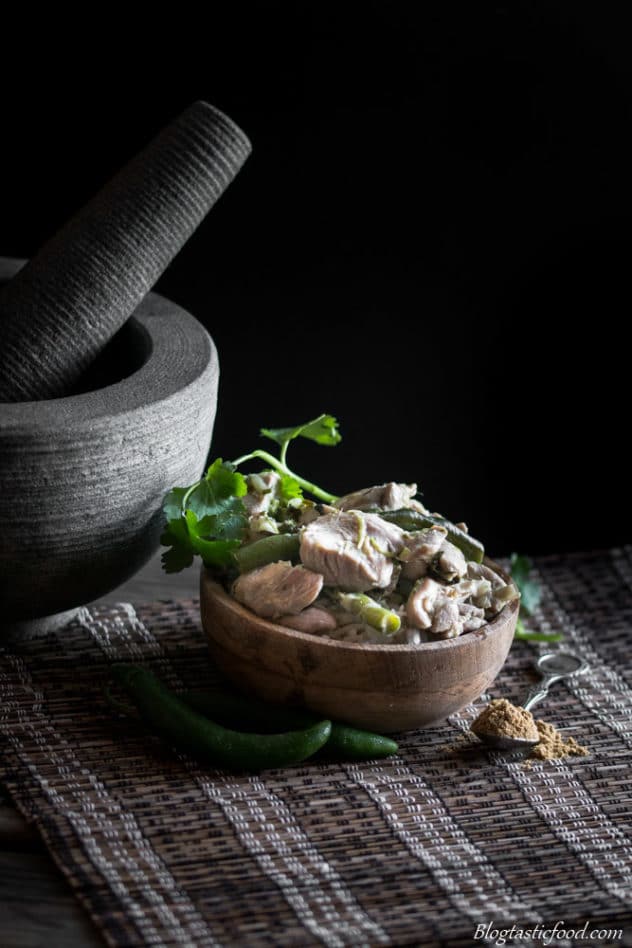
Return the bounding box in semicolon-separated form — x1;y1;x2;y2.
0;257;219;633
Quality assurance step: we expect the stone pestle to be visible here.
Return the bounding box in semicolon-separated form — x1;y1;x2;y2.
0;100;251;402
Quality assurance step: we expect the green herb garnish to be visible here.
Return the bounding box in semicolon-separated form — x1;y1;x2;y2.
233;413;340;503
510;553;541;616
160;459;248;573
161;415;340;573
510;553;563;643
514;617;563;643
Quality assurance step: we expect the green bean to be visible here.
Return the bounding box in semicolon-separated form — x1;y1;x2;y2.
111;664;331;770
232;533;300;573
181;688;399;761
376;508;485;563
335;591;401;635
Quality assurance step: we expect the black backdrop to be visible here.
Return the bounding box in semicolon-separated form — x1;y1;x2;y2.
1;4;629;555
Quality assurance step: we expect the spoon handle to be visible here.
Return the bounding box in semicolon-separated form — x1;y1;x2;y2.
522;688;548;713
522;675;557;713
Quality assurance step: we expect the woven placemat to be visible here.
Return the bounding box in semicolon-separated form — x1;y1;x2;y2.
2;549;632;947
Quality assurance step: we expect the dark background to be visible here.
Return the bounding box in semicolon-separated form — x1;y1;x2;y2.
1;4;629;556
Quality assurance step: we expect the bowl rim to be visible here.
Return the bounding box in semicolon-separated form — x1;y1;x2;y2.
0;255;217;421
201;557;519;656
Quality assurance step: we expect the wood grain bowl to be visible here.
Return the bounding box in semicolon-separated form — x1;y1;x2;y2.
200;562;519;732
0;257;219;630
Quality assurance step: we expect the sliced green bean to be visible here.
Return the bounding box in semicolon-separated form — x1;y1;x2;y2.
111;664;331;770
376;508;485;563
181;688;399;761
335;591;401;635
232;533;300;573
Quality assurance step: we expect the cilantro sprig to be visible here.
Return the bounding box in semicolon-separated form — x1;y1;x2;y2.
232;413;340;504
160;460;248;573
510;553;563;643
161;414;341;573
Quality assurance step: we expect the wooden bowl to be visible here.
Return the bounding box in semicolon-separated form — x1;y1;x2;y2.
200;562;519;732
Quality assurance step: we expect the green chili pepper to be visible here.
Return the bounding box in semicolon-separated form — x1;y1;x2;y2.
376;508;485;563
111;664;331;770
181;688;399;761
232;533;301;573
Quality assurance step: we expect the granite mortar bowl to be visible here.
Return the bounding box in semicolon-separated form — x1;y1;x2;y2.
200;561;519;732
0;257;219;633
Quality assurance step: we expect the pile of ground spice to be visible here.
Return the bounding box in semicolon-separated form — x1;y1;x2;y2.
470;698;589;761
471;698;539;742
530;719;588;760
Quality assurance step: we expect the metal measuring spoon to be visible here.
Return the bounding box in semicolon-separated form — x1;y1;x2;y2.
473;652;589;751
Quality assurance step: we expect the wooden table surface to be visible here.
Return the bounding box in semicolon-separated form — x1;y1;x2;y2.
0;554;198;948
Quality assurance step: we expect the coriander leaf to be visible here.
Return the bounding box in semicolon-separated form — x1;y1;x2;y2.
232;415;340;503
509;553;532;588
215;508;250;540
160;459;248;573
162;487;189;523
260;414;341;449
187;459;247;519
278;474;303;502
195;513;219;536
160;518;195;573
198;508;248;542
197;539;242;568
510;552;542;617
184;509;242;568
520;581;542;617
205;458;247;497
161;545;195;574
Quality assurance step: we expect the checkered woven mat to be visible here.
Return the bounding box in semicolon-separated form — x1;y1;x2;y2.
2;549;632;947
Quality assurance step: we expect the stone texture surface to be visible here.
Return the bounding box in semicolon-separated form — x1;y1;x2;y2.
0;101;249;402
0;258;219;624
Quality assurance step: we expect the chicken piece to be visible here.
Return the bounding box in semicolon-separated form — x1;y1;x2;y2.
325;622;385;644
326;607;359;627
458;602;487;632
335;482;418;512
300;511;405;591
432;598;463;638
277;607;338;634
492;584;520;607
451;577;492;602
404;627;423;645
406;577;468;637
473;586;493;611
248;514;279;537
452;573;493;610
232;561;323;619
383;563;402;596
242;471;281;518
435;540;467;582
466;562;517;615
406;576;442;629
297;501;321;526
400;527;448;580
467;561;507;588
